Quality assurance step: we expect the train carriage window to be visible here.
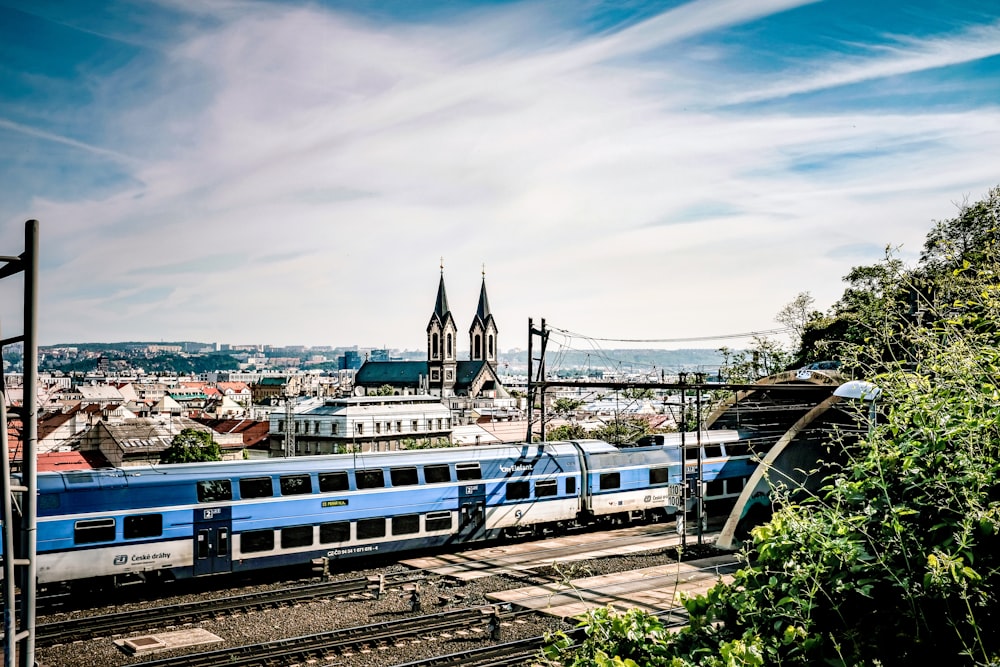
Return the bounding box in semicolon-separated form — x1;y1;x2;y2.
74;518;116;544
281;525;314;549
684;446;698;461
320;521;350;543
390;467;419;487
319;471;349;492
356;469;385;489
566;477;577;494
506;481;529;500
649;467;670;486
703;445;723;458
391;514;420;535
124;514;163;539
706;479;725;497
726;442;750;457
455;462;481;481
357;518;386;539
239;477;274;499
197;479;232;503
535;480;558;497
280;474;312;496
424;464;451;483
241;530;274;553
425;511;452;532
599;472;621;490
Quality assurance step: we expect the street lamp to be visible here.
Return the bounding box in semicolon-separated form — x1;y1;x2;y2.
834;380;881;434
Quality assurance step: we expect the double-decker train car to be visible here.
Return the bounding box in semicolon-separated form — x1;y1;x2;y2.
4;432;753;588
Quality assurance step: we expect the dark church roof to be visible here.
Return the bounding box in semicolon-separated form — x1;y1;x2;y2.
355;360;495;392
355;361;429;385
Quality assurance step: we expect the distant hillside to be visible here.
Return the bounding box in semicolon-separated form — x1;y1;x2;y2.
497;348;725;375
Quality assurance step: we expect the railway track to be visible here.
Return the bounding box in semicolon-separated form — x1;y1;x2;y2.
391;607;692;667
36;571;423;648
130;606;521;667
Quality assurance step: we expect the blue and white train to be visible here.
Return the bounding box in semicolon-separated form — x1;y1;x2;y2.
5;433;756;588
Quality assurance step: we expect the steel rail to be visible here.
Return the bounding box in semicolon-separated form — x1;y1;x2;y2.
35;571;422;647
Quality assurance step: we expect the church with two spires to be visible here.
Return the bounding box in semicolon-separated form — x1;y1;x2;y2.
353;269;509;400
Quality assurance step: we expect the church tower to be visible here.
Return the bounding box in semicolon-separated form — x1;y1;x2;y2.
469;268;498;368
426;264;458;396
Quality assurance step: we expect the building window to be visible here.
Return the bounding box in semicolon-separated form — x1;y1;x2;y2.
412;420;419;431
446;370;453;380
474;334;482;359
488;335;494;357
395;421;402;432
431;333;439;358
431;370;439;381
331;422;338;435
375;422;381;434
356;423;364;435
277;420;284;432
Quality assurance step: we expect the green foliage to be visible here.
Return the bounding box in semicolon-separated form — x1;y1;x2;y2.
548;422;590;440
372;384;395;396
544;185;1000;667
159;428;223;464
400;437;457;449
591;417;653;445
554;398;586;415
718;335;792;384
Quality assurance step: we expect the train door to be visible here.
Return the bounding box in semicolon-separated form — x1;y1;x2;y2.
457;483;486;541
193;506;232;576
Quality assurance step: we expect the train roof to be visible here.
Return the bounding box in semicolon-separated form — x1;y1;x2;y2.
33;440;600;492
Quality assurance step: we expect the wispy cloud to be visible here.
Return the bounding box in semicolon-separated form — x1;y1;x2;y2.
728;19;1000;104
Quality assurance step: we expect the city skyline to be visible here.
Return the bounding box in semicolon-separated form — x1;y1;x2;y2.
1;0;998;350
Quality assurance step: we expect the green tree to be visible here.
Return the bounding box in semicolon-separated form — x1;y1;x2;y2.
553;397;585;416
159;428;223;464
545;185;1000;667
547;422;589;440
372;384;395;396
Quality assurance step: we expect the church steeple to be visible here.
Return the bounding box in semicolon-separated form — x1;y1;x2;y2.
426;260;457;396
469;265;498;367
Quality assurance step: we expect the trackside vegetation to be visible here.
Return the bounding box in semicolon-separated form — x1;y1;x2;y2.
542;185;1000;666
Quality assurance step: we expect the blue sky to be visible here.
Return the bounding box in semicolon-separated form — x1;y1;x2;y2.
1;0;998;350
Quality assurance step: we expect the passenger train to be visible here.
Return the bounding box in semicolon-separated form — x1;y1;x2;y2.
4;432;755;588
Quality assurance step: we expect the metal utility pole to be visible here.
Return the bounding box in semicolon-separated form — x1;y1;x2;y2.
1;220;39;667
283;383;296;457
695;372;705;545
526;319;547;442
